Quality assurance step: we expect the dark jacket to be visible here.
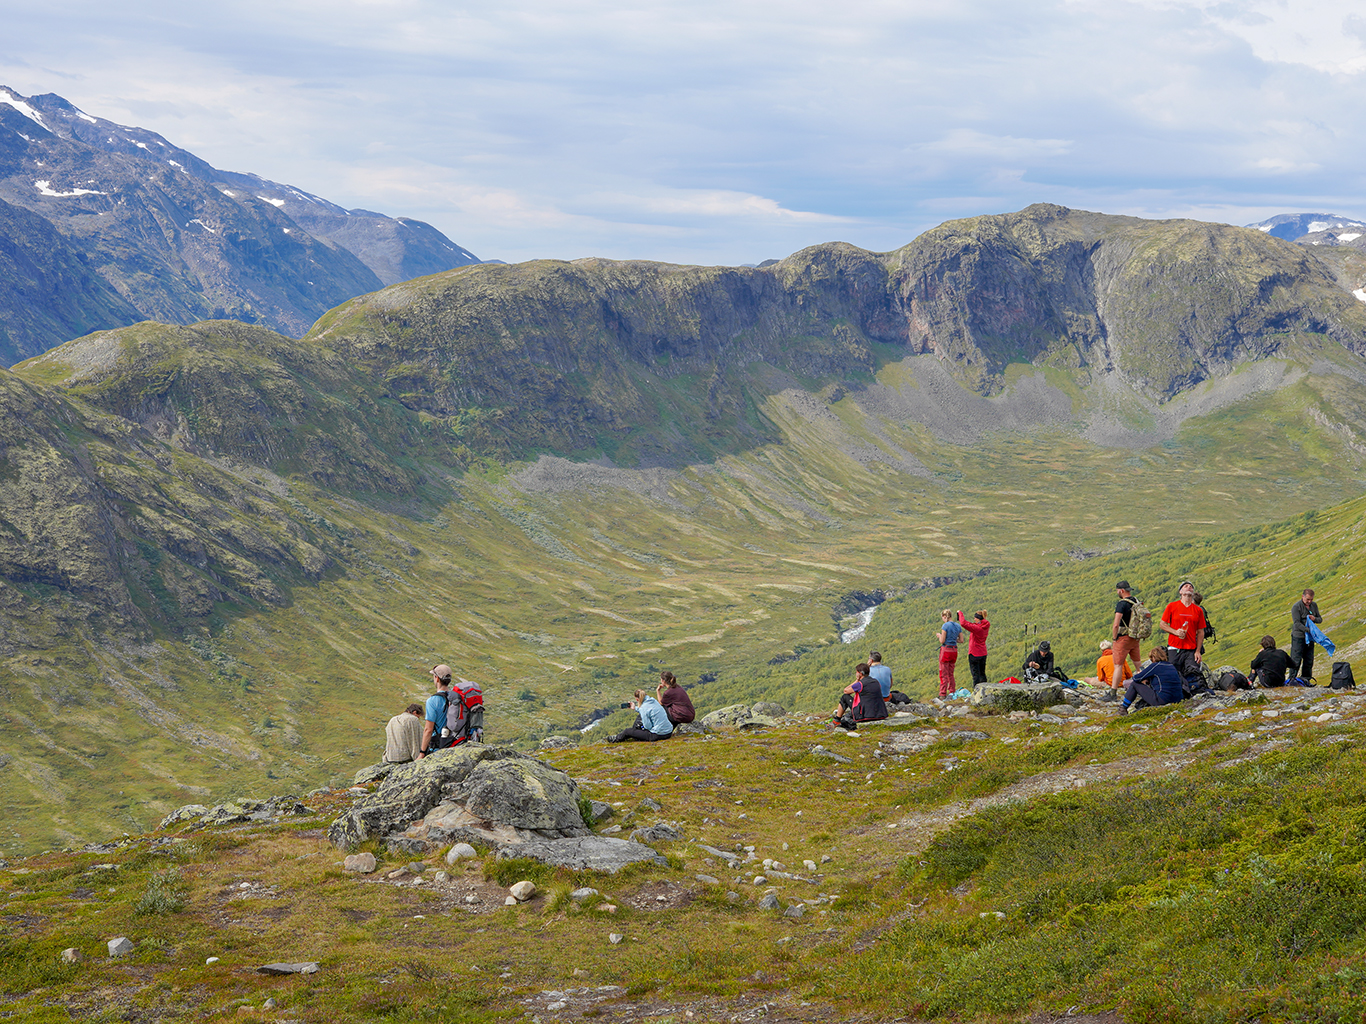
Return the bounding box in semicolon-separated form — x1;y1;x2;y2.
1133;661;1183;705
1291;599;1322;640
1023;649;1055;675
659;685;695;724
851;677;887;723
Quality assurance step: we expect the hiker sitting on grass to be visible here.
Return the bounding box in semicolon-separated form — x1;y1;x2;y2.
833;662;888;729
657;671;695;725
1119;647;1184;715
1096;640;1133;690
1250;635;1295;688
607;690;674;743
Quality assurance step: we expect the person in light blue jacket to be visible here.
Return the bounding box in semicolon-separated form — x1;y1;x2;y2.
607;689;675;743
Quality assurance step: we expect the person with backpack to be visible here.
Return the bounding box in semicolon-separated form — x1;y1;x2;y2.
607;689;674;742
833;662;888;728
1110;581;1147;679
937;609;961;698
656;671;695;725
422;664;485;753
1118;647;1184;714
422;665;455;755
957;610;990;687
1289;588;1323;684
1159;581;1207;691
1250;635;1295;688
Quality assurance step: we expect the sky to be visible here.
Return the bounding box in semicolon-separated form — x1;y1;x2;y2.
3;0;1366;265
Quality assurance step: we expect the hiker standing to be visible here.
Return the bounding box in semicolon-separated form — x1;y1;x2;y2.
867;651;893;700
958;610;990;687
384;703;425;763
1289;588;1323;683
1159;581;1206;691
937;609;961;697
1111;581;1144;679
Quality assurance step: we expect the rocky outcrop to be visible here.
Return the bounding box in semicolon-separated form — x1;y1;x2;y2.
326;745;589;851
701;704;784;731
969;681;1067;710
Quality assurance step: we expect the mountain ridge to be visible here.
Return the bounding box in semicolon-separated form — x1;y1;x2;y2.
0;86;480;362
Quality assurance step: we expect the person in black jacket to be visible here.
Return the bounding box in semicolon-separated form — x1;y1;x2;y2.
1289;589;1323;683
1023;640;1064;681
1250;635;1295;688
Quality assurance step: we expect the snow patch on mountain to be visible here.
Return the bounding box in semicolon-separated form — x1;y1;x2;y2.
34;179;106;197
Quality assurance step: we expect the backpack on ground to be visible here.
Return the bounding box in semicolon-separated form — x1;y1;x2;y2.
1331;662;1356;690
1125;598;1153;640
1216;666;1250;691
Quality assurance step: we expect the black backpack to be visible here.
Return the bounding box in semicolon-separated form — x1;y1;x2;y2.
1216;668;1250;691
1331;662;1356;690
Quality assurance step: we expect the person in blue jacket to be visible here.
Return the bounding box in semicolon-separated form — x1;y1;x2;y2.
1118;647;1184;715
607;689;675;742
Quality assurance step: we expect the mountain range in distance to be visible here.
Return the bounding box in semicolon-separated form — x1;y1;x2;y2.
0;86;481;364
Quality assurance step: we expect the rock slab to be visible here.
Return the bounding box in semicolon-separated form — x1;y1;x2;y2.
969;681;1066;710
498;836;662;873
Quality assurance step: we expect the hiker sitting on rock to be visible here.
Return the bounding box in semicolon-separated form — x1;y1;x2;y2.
833;662;888;729
607;689;674;743
1250;635;1295;688
1118;647;1184;715
384;703;425;763
657;671;695;725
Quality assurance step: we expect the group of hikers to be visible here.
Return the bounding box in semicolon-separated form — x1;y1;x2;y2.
376;583;1343;754
379;665;700;762
831;581;1345;728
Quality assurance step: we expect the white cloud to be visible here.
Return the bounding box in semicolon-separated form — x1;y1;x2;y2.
2;1;1366;263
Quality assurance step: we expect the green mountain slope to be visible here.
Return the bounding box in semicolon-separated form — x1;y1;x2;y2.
3;205;1366;854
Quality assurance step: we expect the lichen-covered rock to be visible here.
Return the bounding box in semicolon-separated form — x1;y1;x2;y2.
751;702;787;719
969;681;1065;710
629;822;682;844
353;762;397;785
326;745;588;850
158;805;208;830
538;736;576;750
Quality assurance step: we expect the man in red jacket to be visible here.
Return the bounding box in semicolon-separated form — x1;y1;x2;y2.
1159;581;1206;692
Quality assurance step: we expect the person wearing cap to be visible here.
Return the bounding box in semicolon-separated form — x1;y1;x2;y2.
384;703;426;763
1110;581;1143;679
421;664;454;754
1096;640;1132;690
1159;581;1206;691
1022;640;1056;678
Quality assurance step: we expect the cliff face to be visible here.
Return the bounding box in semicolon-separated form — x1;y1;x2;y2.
307;205;1366;462
885;204;1366;394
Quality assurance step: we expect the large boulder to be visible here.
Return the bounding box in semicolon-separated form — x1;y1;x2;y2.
498;836;665;873
326;745;589;850
968;681;1066;710
701;704;781;732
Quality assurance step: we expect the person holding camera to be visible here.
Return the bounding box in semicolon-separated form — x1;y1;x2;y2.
606;689;674;743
